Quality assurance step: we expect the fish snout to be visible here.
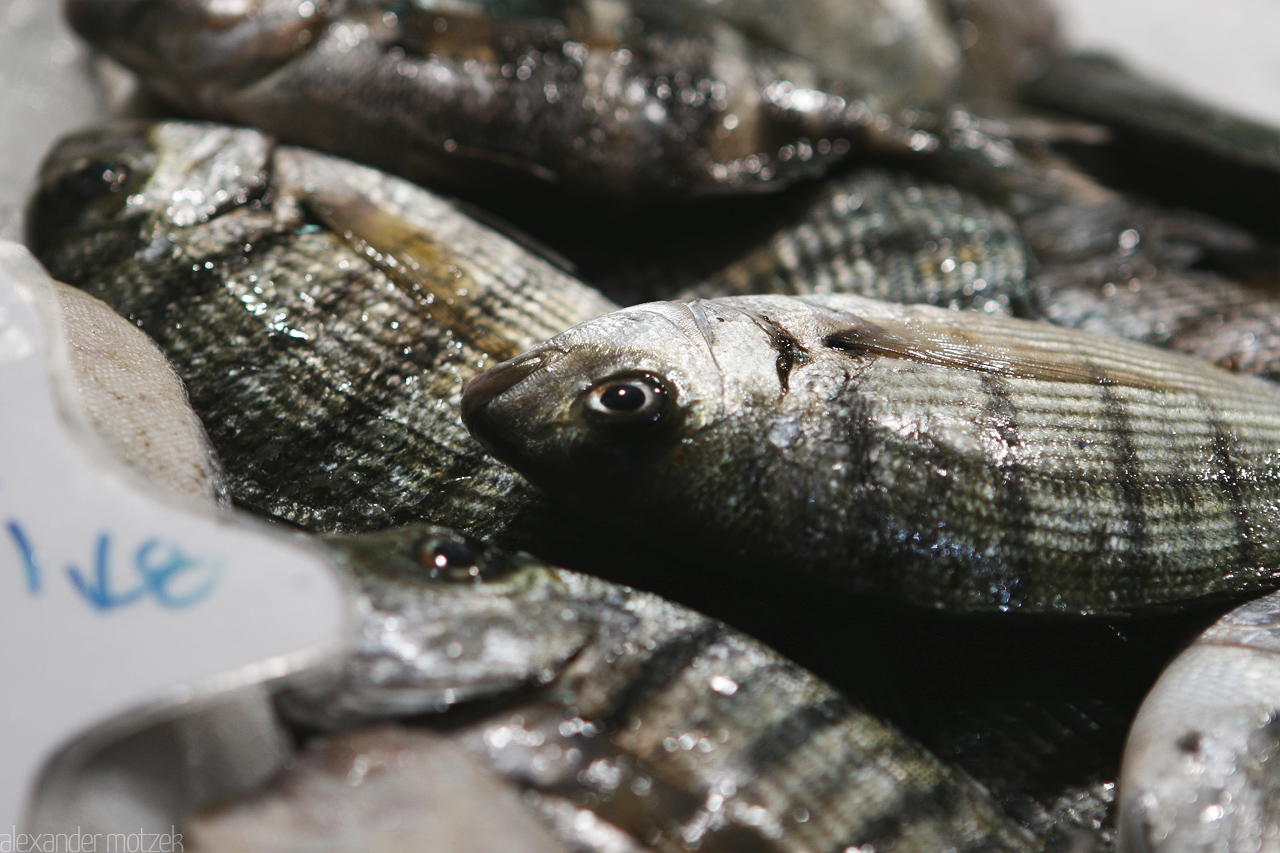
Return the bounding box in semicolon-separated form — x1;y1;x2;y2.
460;349;562;440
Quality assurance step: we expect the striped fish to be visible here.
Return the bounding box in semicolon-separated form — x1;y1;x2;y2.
280;524;1038;852
462;293;1280;615
30;120;617;537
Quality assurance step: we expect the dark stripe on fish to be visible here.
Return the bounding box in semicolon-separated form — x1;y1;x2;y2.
1204;402;1256;576
600;621;724;729
837;774;963;853
1098;382;1153;592
740;694;853;778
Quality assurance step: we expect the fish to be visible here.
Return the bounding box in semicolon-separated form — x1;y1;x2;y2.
61;0;1065;203
62;0;856;200
461;293;1280;616
29;120;617;540
278;523;1038;852
1118;590;1280;853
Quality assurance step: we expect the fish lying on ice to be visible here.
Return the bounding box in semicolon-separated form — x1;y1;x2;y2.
462;293;1280;616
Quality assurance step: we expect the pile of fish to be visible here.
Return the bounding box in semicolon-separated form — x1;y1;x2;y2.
18;0;1280;850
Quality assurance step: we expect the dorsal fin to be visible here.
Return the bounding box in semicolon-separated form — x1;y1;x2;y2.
304;189;526;361
824;314;1174;391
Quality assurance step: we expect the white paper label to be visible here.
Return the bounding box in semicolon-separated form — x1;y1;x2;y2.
0;246;348;831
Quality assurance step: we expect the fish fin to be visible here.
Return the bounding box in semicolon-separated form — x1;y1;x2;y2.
304;188;524;361
823;314;1171;391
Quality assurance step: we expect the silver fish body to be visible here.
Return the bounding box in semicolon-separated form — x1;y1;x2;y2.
30;120;616;538
1118;591;1280;853
462;293;1280;615
280;524;1037;852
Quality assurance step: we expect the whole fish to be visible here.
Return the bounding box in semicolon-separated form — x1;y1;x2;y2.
1118;590;1280;853
279;524;1037;852
30;120;616;538
62;0;1070;204
461;293;1280;616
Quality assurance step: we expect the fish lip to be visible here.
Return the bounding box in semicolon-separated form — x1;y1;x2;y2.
461;348;562;427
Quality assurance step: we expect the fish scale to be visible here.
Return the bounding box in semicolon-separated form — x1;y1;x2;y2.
462;293;1280;615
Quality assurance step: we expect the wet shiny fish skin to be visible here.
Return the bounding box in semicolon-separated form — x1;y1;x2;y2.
462;293;1280;616
30;120;617;536
67;0;883;200
1118;591;1280;853
580;166;1029;316
281;524;1037;853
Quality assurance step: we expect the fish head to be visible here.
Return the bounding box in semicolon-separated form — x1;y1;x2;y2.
283;524;603;728
64;0;329;106
461;299;786;520
30;120;273;263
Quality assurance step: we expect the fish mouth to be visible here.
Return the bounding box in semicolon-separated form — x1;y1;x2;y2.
460;348;561;427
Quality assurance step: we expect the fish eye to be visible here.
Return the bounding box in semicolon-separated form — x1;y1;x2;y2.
57;159;132;202
583;373;670;429
408;532;508;583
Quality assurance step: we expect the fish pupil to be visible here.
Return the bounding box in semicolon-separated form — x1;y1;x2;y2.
411;536;483;581
62;160;130;200
601;383;647;412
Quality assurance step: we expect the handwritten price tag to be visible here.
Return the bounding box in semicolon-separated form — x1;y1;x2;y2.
0;243;348;831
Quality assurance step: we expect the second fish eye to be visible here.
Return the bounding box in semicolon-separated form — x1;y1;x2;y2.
583;374;669;427
60;159;130;201
410;535;483;581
